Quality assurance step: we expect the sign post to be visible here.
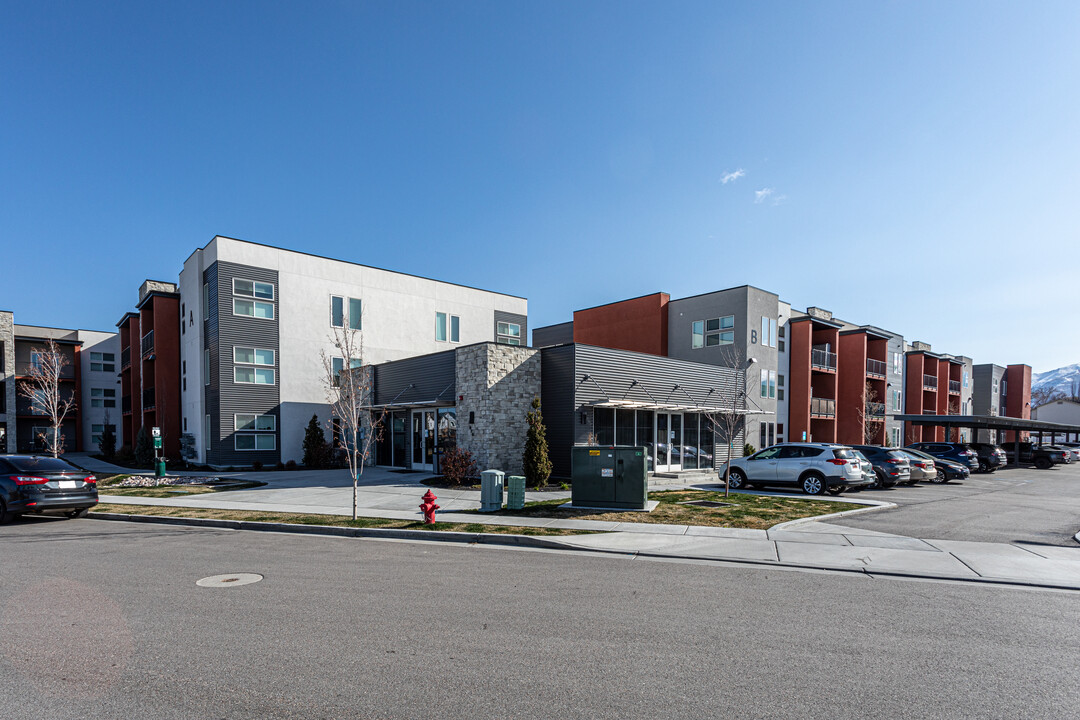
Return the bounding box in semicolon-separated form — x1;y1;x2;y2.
152;427;164;477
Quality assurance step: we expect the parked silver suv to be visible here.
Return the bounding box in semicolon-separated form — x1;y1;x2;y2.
726;443;871;496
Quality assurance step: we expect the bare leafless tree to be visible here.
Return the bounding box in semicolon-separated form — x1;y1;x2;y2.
703;343;755;497
18;339;75;457
1031;385;1067;408
855;381;882;445
321;308;384;520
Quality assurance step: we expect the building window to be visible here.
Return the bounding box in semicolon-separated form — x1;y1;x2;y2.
235;414;276;431
435;312;460;343
450;315;460;343
235;434;276;451
91;423;115;446
691;321;704;349
760;317;777;347
234;367;275;384
90;388;116;408
332;357;343;386
769;371;777;399
233;347;275;366
893;352;903;374
233;278;274;300
90;352;115;373
205;414;211;450
700;316;734;347
778;325;785;352
760;369;768;398
777;423;784;443
497;321;521;345
233;299;274;319
330;296;362;329
890;427;901;447
436;312;447;342
204;349;211;385
183;417;187;432
777;374;785;401
962;371;969;388
758;422;774;449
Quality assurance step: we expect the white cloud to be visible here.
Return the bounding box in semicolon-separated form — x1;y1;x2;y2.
720;168;745;184
754;187;773;203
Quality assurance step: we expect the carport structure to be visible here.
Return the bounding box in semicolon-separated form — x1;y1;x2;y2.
895;414;1080;466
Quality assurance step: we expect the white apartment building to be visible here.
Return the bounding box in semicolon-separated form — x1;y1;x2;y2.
179;236;528;466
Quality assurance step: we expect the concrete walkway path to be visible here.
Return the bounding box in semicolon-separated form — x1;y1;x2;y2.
88;460;1080;590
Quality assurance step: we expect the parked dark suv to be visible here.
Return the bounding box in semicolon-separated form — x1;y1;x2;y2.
0;455;98;523
906;442;979;471
849;445;912;488
969;443;1007;473
1002;442;1068;469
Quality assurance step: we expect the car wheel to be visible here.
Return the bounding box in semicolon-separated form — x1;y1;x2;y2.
801;474;826;496
933;473;948;484
66;508;90;519
1035;457;1051;470
727;469;746;490
978;460;989;473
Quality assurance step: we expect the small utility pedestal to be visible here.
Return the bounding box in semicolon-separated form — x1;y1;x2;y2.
565;446;656;512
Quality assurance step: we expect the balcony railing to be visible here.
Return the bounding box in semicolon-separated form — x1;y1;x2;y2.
811;346;837;371
15;363;76;380
948;380;961;394
923;374;938;390
141;330;155;358
122;395;132;414
142;388;155;410
866;358;886;377
121;347;132;370
866;402;886;418
810;397;836;417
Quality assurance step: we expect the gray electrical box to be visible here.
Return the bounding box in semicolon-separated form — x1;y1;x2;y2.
571;445;648;510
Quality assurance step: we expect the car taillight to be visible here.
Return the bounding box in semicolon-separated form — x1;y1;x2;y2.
827;459;849;465
13;476;49;485
85;475;97;484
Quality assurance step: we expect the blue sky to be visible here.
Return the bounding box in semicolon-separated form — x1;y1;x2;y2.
2;1;1077;371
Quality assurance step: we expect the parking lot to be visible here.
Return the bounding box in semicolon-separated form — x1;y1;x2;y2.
836;462;1080;546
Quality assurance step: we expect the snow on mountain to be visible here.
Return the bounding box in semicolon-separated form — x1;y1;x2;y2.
1032;363;1080;395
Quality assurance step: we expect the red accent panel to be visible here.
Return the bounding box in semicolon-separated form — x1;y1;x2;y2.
1005;364;1032;442
788;321;812;443
836;333;867;445
573;293;670;357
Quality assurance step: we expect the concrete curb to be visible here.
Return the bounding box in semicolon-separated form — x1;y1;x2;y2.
87;512;576;551
769;499;897;532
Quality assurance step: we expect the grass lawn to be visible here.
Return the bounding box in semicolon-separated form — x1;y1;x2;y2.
91;503;595;537
476;489;854;530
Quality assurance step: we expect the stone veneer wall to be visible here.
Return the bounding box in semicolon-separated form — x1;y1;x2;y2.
455;343;541;475
0;311;14;452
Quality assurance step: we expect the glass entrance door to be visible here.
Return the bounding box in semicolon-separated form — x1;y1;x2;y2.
411;410;436;472
655;413;683;472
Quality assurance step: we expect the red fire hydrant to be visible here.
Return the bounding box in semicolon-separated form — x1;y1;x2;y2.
420;490;440;524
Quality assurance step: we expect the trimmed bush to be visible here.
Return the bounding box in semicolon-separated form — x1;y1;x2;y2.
441;445;477;486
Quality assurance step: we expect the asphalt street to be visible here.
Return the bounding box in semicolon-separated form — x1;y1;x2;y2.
835;463;1080;545
2;519;1078;720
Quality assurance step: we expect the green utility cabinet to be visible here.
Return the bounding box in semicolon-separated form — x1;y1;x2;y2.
571;446;648;510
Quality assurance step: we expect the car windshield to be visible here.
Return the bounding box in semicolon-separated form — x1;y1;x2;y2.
885;450;909;462
7;456;79;473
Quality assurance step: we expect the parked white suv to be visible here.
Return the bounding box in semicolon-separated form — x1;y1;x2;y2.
725;443;870;496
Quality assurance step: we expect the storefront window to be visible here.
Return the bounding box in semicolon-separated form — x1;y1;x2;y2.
594;408;615;445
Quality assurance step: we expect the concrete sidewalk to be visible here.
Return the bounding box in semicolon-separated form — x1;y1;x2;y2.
96;477;1080;590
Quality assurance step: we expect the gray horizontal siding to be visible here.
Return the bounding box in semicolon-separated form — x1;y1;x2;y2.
540;344;576;478
532;321;573;348
210;261;281;466
495;310;527;345
373;350;457;406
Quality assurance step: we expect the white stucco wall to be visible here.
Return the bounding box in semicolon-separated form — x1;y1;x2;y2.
77;330;121;453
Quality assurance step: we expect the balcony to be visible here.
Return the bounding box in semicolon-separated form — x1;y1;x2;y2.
810;397;836;418
121;347;131;370
866;358;886;378
923;374;938;391
948;380;961;395
142;388;155;411
141;330;155;358
15;362;76;380
865;402;886;418
811;346;837;372
122;395;132;414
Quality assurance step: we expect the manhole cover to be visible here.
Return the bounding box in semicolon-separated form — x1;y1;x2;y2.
196;573;263;588
678;500;733;508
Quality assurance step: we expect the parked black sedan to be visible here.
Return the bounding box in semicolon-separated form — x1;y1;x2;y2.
0;455;98;523
902;447;970;482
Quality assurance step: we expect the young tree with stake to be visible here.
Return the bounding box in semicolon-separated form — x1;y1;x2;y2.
18;339;75;457
321;307;383;520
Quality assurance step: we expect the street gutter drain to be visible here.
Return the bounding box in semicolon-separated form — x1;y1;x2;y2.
678;500;734;508
196;573;263;588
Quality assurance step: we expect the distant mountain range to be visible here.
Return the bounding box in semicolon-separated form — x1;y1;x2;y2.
1032;364;1080;401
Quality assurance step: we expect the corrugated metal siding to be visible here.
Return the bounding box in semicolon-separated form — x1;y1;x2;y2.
540;345;576;478
373;350;456;406
203;264;219;463
532;322;573;348
210;261;281;466
494;310;528;345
